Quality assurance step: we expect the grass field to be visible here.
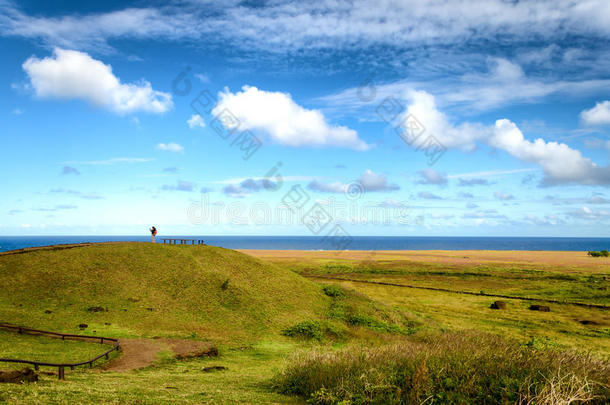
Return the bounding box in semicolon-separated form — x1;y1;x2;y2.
243;249;610;356
1;244;609;403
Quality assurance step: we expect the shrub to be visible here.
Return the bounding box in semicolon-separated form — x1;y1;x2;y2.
282;320;347;341
282;321;325;341
322;285;345;299
273;331;610;404
588;250;609;257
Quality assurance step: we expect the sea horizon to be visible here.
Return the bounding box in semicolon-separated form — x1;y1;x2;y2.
1;235;609;253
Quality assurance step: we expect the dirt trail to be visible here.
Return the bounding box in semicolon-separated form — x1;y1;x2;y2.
104;338;215;372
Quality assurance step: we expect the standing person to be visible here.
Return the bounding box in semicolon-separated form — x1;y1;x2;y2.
150;226;157;243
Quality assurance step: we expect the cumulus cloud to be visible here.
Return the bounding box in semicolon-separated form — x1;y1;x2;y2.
417;168;447;186
156;142;184;153
187;114;205;129
581;101;610;125
358;170;399;192
212;86;369;150
490;119;610;185
404;90;487;150
403;90;610;185
308;170;399;194
22;48;172;114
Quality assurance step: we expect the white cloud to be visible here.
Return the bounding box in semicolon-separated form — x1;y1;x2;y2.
22;48;172;114
187;114;205;129
418;191;442;200
156;143;184;153
417;168;447;186
194;73;209;84
493;191;514;201
308;180;347;194
358;170;399;192
458;178;490;186
490;119;610;185
404;90;487;150
4;2;610;52
581;101;610;126
212;85;369;150
567;206;610;220
308;169;399;193
222;178;276;198
319;58;610;115
448;168;536;179
402;90;610;185
162;181;195;192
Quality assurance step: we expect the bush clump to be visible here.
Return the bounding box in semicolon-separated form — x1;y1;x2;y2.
282;321;326;341
274;331;610;404
588;250;609;257
322;285;345;298
282;320;347;341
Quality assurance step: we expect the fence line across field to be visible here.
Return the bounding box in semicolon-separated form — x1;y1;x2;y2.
0;323;120;380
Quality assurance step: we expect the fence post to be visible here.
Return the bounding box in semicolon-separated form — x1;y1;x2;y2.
58;366;65;380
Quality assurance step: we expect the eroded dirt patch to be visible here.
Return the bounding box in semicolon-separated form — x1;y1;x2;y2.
104;338;215;372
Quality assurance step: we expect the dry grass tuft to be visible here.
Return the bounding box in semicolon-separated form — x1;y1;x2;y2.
274;331;610;404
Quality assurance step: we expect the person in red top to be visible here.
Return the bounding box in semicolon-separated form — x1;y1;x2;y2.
150;226;157;243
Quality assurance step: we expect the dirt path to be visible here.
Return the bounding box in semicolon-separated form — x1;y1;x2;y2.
104;338;215;372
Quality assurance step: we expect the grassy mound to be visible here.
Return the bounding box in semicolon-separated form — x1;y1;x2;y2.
274;331;610;404
0;243;329;343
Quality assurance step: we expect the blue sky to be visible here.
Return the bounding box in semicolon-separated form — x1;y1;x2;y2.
1;0;610;236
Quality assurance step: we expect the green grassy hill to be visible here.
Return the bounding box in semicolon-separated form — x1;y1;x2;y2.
0;243;329;343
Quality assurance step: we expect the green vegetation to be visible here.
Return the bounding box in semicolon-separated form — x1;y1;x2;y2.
273;253;610;354
321;285;345;298
0;330;115;368
588;250;610;257
0;243;329;343
1;245;609;403
274;332;610;404
0;341;303;404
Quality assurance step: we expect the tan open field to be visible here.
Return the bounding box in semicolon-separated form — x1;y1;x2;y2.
239;249;610;272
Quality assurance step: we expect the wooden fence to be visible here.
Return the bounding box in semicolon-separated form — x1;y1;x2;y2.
0;323;120;380
160;238;205;245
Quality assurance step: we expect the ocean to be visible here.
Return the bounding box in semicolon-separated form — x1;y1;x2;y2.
0;235;609;253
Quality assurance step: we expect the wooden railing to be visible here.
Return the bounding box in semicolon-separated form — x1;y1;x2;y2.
160;238;205;245
0;323;120;380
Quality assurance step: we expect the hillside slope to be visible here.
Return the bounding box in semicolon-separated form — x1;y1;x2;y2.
0;243;329;343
